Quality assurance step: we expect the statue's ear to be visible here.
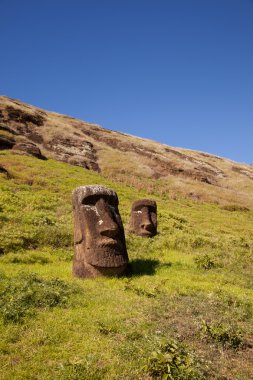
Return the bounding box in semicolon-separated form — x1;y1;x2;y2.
73;208;83;244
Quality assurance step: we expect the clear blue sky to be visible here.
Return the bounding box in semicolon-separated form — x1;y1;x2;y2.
1;0;253;163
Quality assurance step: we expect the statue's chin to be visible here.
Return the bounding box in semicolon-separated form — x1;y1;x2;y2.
91;264;128;276
73;261;128;278
84;245;127;267
138;230;155;237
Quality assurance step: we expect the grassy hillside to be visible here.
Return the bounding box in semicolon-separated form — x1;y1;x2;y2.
0;150;253;379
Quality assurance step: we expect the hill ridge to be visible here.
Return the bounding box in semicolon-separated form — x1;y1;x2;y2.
1;95;253;207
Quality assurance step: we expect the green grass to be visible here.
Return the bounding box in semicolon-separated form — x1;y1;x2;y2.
0;151;253;379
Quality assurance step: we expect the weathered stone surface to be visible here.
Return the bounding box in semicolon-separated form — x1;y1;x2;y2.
0;136;15;150
128;199;157;237
46;137;100;172
12;142;46;160
0;124;19;135
27;132;44;144
79;129;224;183
6;106;45;126
72;185;129;278
0;106;46;137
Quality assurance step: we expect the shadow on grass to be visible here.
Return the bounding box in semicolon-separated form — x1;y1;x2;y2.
129;259;160;276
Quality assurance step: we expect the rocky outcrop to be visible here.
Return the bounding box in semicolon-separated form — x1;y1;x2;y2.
6;106;45;127
77;129;224;184
0;105;46;136
12;142;46;160
0;136;15;150
0;100;100;172
45;137;100;172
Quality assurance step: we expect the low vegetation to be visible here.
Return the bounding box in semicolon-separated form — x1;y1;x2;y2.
0;272;78;324
0;150;253;379
144;339;206;379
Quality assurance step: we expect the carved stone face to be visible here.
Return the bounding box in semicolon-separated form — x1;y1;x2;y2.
72;185;129;278
128;199;157;237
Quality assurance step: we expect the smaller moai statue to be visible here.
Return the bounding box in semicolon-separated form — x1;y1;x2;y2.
128;199;157;237
72;185;129;278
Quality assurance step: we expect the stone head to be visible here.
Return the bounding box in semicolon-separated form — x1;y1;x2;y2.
128;199;157;237
72;185;129;278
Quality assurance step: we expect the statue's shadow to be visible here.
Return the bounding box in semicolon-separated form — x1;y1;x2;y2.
128;259;160;276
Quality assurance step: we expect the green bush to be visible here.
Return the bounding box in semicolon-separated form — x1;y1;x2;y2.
144;339;205;379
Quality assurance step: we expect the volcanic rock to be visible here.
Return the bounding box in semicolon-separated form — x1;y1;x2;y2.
12;142;46;160
45;137;100;172
0;136;15;150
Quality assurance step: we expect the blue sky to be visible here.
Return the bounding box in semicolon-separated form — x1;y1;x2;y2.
1;0;253;163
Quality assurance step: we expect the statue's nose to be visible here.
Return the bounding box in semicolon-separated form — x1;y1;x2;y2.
140;208;153;231
97;199;119;237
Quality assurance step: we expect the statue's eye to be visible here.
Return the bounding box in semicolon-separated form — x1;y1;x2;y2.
82;194;100;206
82;194;118;207
133;206;142;212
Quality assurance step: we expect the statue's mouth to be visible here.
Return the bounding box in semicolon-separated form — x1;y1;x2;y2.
140;229;155;237
99;237;122;247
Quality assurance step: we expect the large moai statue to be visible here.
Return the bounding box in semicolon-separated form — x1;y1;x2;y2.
128;199;157;237
72;185;129;278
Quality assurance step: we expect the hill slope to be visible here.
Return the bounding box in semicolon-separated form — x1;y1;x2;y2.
1;95;253;207
0;97;253;379
0;151;253;379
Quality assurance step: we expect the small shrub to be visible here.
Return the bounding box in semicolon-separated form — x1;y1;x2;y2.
201;320;243;349
194;254;217;270
144;339;205;379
